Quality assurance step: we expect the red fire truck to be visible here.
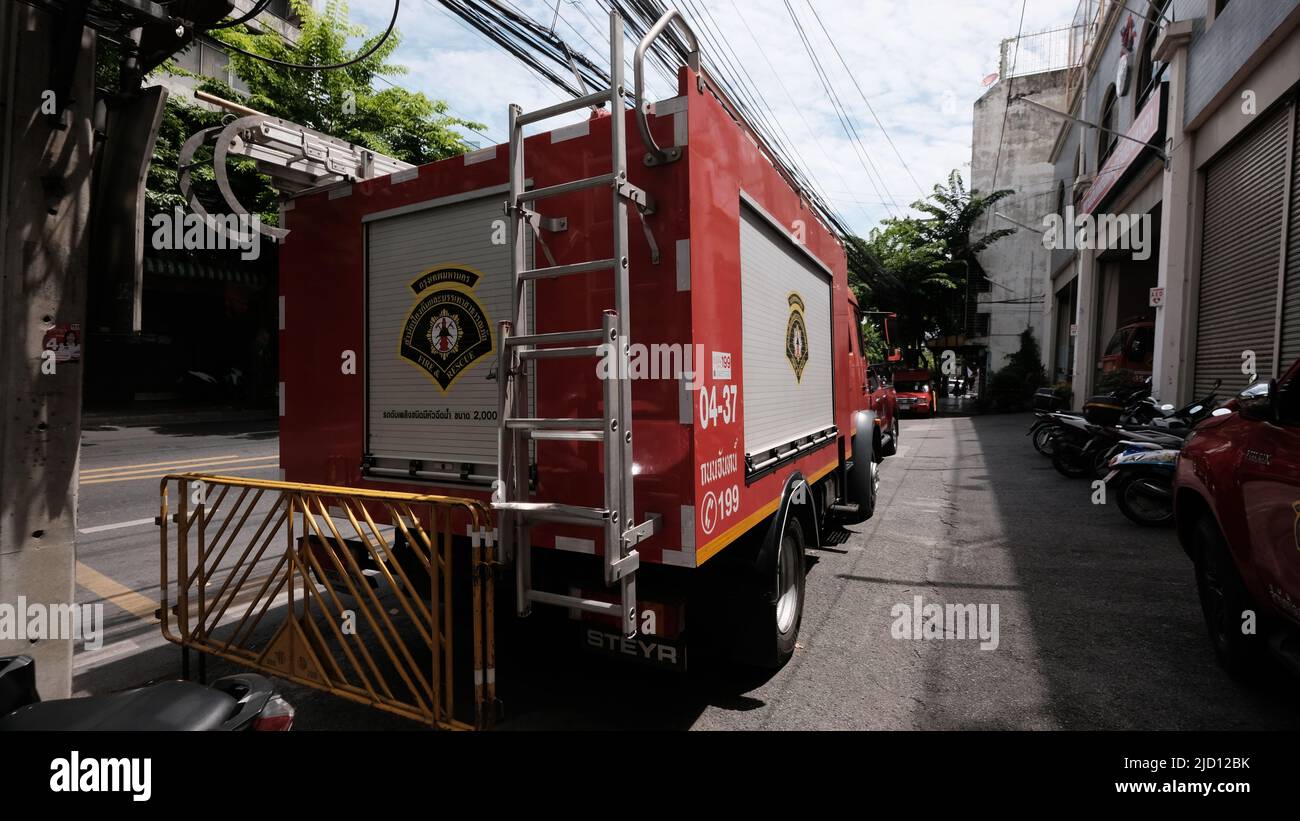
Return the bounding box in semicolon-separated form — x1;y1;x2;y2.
275;10;885;670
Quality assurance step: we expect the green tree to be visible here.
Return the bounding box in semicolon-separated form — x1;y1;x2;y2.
151;0;484;224
912;171;1016;336
851;218;954;363
847;170;1017;367
986;327;1047;411
209;0;483;164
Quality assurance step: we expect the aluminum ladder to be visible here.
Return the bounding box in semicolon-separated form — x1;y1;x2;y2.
494;9;663;639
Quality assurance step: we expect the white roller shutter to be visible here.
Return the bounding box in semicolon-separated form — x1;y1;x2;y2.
365;189;530;479
739;201;835;461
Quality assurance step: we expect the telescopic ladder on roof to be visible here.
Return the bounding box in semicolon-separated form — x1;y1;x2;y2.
493;8;698;639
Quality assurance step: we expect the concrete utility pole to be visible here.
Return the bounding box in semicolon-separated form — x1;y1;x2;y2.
0;3;98;698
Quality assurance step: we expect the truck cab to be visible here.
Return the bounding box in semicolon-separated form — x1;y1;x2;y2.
1174;357;1300;679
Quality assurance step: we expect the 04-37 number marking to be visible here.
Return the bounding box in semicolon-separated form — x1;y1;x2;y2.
698;384;737;430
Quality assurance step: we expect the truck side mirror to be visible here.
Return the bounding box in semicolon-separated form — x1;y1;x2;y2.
1267;378;1285;423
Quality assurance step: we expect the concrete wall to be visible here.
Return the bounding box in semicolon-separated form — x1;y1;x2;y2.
1186;0;1300;126
970;68;1070;373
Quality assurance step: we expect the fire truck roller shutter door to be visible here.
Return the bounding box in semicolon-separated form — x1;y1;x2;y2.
738;201;835;460
365;189;533;478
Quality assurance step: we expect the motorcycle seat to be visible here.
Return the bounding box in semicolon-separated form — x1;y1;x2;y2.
0;679;236;731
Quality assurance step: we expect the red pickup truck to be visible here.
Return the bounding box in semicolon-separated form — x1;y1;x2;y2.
1173;358;1300;679
892;368;937;417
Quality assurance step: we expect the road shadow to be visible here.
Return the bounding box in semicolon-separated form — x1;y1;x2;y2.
958;412;1299;729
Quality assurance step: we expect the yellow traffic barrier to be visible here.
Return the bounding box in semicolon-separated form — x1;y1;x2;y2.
158;473;496;729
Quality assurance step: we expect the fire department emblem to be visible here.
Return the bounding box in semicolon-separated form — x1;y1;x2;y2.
399;265;493;392
785;292;809;382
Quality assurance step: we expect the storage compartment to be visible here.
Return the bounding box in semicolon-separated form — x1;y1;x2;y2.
1032;387;1062;411
1083;395;1124;425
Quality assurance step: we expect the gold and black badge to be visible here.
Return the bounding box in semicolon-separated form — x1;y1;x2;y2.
785;292;809;382
399;265;493;391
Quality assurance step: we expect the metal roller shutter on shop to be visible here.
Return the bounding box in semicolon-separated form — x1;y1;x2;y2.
1195;103;1292;396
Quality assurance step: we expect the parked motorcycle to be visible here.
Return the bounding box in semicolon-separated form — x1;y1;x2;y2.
0;655;294;731
1104;442;1178;526
1028;381;1153;457
1048;382;1220;480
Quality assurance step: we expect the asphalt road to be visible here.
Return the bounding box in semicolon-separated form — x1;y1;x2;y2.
72;419;280;691
70;413;1300;729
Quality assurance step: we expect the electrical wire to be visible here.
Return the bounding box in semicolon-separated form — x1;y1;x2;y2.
987;0;1029;230
782;0;898;218
217;0;401;71
802;0;926;199
207;0;275;31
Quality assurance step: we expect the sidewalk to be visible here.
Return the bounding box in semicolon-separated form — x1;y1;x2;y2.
82;403;277;428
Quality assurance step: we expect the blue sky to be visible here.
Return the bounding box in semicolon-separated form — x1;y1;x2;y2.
345;0;1080;236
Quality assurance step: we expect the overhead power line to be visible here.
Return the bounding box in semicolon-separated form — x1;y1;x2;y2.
782;0;898;218
215;0;402;71
802;0;926;199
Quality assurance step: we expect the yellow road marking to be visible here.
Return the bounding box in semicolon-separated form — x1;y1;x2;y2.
81;453;242;476
81;456;280;485
75;561;157;621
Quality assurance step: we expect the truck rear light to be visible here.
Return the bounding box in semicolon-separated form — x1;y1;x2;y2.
251;694;295;731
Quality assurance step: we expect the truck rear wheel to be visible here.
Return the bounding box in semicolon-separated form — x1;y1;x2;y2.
752;516;806;668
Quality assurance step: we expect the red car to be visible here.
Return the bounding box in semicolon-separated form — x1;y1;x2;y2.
1173;358;1300;679
1099;316;1155;377
892;369;937;417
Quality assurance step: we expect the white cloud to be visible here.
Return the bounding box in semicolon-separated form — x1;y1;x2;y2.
346;0;1079;235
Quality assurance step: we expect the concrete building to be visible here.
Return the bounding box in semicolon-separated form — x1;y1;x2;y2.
150;0;304;103
1040;0;1300;406
970;30;1074;378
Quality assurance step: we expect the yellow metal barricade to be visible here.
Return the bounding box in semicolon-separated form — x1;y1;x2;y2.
158;473;496;730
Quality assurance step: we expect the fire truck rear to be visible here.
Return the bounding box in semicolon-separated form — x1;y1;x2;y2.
275;10;885;693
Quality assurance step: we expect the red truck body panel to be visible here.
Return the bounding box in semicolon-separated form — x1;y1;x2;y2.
1175;358;1300;628
278;69;858;570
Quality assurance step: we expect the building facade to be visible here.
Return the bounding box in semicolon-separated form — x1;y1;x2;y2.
1042;0;1300;406
970;31;1074;378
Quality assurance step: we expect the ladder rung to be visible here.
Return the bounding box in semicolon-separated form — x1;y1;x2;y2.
516;88;612;127
518;345;601;361
493;501;611;526
525;589;621;617
529;430;604;442
506;418;604;430
520;259;615;281
519;174;615;203
506;328;605;347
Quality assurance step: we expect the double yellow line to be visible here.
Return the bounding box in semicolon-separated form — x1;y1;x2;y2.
80;453;280;485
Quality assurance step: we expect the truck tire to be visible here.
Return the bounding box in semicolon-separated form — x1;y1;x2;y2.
1192;516;1267;680
847;413;878;522
756;516;806;668
881;416;899;457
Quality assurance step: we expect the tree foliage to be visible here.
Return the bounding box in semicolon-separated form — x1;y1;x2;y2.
209;0;484;164
848;170;1016;364
147;0;484;224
